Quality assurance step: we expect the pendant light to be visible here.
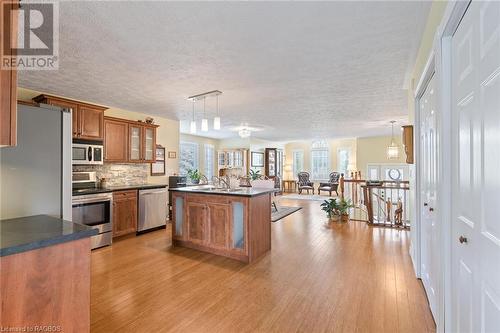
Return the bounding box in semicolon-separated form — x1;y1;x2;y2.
190;100;196;134
201;97;208;132
387;120;399;159
213;94;221;130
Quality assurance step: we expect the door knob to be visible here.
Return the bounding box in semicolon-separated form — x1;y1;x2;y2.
459;236;468;244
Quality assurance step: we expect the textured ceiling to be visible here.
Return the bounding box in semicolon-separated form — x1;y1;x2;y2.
19;1;430;141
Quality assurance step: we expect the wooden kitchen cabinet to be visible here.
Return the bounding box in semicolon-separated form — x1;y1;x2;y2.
33;95;107;141
172;192;259;262
104;118;128;162
0;0;19;147
186;202;207;245
113;190;138;237
129;123;156;163
207;203;231;249
104;116;158;163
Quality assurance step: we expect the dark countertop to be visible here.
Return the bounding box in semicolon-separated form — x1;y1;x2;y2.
0;215;98;257
169;186;276;197
72;183;168;196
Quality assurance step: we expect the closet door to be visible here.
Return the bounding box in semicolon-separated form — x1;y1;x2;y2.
451;2;500;332
419;74;439;320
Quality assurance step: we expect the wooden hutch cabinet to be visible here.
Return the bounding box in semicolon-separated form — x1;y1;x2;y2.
33;95;107;141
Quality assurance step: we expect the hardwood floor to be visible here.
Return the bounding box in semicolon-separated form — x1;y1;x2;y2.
90;198;435;333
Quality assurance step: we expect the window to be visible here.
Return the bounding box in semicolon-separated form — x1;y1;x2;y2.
292;150;304;178
179;142;198;176
337;148;351;176
204;144;215;179
311;141;329;180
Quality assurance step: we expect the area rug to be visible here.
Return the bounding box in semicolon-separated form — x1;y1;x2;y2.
271;206;302;222
282;194;337;201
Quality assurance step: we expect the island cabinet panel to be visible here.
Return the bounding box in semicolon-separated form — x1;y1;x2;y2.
104;118;128;162
172;191;270;263
113;190;138;237
208;203;231;249
186;202;207;245
1;238;91;332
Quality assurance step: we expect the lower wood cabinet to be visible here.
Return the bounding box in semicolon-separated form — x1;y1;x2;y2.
172;193;253;262
113;190;138;237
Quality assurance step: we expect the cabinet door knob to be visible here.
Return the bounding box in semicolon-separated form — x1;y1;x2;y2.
459;235;468;244
423;203;428;206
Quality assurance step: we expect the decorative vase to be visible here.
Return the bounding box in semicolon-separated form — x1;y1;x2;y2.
340;213;349;223
192;179;200;184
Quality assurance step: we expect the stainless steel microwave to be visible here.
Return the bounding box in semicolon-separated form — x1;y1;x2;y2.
72;143;103;165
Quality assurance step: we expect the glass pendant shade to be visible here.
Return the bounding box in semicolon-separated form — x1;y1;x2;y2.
238;128;251;138
387;143;399;159
201;118;208;132
213;117;221;130
386;120;399;159
190;120;196;134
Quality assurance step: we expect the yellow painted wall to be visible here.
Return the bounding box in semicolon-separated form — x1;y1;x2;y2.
17;87;180;184
356;135;406;177
408;1;448;123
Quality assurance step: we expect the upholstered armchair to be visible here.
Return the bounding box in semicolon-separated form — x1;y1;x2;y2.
318;172;340;196
297;172;314;194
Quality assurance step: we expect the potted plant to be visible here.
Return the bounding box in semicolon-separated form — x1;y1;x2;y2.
337;198;354;223
249;169;262;181
320;198;340;223
187;169;201;184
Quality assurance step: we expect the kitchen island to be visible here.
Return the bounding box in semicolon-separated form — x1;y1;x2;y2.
170;186;275;263
1;215;97;331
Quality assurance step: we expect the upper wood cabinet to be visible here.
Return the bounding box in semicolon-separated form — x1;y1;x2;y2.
402;125;414;164
33;95;107;141
104;116;157;163
104;118;128;162
128;123;156;163
0;1;19;147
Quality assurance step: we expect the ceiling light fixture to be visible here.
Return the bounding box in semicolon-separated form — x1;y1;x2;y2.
213;94;221;130
190;100;196;134
387;120;399;159
187;90;223;132
238;127;251;138
201;97;208;132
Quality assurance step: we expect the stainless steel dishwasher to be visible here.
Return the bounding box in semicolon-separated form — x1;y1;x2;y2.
138;187;168;233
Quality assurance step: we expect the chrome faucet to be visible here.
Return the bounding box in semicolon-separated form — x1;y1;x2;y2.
199;174;209;185
212;176;230;189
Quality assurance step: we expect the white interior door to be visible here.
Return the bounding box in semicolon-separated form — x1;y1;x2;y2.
451;1;500;332
419;73;440;320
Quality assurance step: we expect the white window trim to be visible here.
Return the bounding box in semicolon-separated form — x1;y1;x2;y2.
292;149;304;179
204;144;215;179
310;146;330;181
179;141;199;176
337;147;352;176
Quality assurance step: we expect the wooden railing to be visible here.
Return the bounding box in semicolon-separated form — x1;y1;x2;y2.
339;173;410;228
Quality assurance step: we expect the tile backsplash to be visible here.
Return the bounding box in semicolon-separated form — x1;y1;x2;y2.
73;164;149;186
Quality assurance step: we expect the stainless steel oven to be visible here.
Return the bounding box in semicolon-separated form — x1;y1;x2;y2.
72;193;113;249
72;142;103;165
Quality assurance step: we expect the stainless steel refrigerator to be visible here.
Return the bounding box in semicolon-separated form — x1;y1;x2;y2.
0;103;72;220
